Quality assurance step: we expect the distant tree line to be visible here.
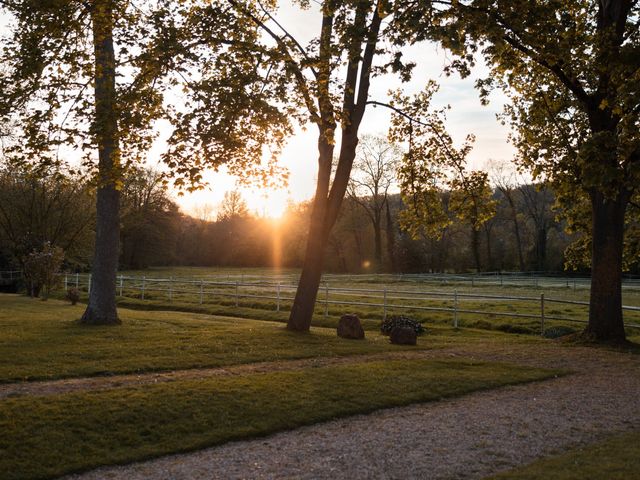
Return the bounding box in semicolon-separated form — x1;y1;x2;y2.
2;160;620;276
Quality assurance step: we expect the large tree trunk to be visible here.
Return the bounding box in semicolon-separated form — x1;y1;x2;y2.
287;133;360;331
81;0;121;325
287;0;381;332
287;141;334;331
585;190;627;342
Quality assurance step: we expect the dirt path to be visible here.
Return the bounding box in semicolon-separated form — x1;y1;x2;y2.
49;341;640;480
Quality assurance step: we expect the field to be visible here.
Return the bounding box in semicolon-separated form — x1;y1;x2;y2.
60;266;640;340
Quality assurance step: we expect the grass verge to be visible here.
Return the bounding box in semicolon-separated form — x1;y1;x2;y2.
488;430;640;480
0;358;561;480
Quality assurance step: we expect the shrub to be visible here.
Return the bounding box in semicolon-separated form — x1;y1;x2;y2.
23;242;64;299
496;323;535;335
65;288;80;305
381;315;425;336
543;325;577;339
467;320;493;330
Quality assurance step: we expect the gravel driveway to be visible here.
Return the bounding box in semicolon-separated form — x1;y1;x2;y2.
59;343;640;480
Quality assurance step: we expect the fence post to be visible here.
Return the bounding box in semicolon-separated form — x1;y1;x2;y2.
87;274;91;294
383;287;387;320
119;275;124;297
235;281;239;307
64;274;68;291
453;290;459;328
141;276;146;300
540;293;545;335
168;277;173;302
276;282;281;312
199;280;204;304
324;282;329;319
75;272;79;289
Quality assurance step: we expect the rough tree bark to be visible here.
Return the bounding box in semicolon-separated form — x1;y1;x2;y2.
586;190;628;341
81;0;121;325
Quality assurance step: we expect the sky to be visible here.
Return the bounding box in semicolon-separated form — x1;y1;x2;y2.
169;2;517;219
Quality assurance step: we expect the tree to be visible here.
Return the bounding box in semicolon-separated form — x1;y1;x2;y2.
0;1;171;324
409;0;640;341
449;171;497;272
518;183;556;271
120;167;182;269
389;82;496;271
217;191;250;222
0;161;94;270
181;0;419;331
0;1;259;324
347;134;400;272
489;160;526;271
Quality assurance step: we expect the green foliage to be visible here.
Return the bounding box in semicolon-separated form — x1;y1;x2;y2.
0;359;559;480
0;162;94;269
389;83;496;247
380;314;425;336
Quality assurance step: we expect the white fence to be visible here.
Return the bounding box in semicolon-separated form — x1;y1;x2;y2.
61;272;640;334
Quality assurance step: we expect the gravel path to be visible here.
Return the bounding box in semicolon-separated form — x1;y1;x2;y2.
60;343;640;480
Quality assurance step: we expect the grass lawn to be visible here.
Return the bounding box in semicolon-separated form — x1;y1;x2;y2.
0;294;417;381
0;358;562;480
0;294;543;382
488;430;640;480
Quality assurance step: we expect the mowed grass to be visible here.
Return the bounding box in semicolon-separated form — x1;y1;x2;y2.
0;358;562;480
0;294;418;382
0;294;542;382
488;430;640;480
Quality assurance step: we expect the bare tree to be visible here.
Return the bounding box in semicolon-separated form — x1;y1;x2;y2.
347;135;400;272
489;159;526;271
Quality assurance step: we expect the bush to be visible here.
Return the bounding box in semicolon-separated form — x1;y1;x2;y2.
65;288;80;306
23;242;64;299
542;325;578;339
381;315;425;336
496;323;536;335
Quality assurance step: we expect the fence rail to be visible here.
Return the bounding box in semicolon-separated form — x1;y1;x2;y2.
55;272;640;334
